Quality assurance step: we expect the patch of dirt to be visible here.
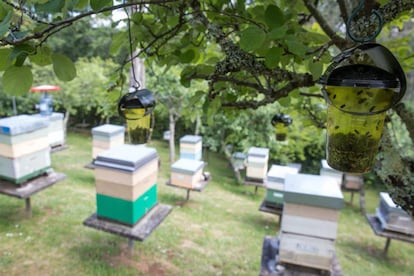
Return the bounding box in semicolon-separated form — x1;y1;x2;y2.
104;244;179;275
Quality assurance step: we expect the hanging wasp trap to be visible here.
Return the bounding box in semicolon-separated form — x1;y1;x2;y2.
118;88;155;145
271;113;292;141
319;43;406;173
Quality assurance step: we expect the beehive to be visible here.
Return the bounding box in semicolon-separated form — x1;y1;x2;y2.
0;115;50;184
279;174;343;271
91;124;125;159
179;135;202;160
376;192;414;235
93;144;158;225
32;112;65;147
246;147;269;181
171;159;204;189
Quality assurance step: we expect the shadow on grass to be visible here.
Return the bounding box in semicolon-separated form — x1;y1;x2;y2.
0;202;28;225
238;210;281;234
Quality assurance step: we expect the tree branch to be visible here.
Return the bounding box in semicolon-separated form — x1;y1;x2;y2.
0;0;180;46
303;0;351;50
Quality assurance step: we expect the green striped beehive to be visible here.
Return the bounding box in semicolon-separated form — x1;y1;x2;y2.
93;144;158;225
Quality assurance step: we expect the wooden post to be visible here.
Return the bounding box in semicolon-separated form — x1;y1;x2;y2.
25;198;31;218
383;238;391;256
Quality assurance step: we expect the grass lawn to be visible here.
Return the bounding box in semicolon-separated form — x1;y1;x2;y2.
0;131;413;275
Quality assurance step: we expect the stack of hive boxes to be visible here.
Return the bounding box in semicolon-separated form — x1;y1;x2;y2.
179;135;202;160
0;115;50;184
231;152;246;170
246;147;269;181
32;112;65;148
279;174;344;271
93;144;158;225
343;174;363;190
170;158;205;189
91;124;125;159
320;159;343;188
264;165;300;207
376;192;414;235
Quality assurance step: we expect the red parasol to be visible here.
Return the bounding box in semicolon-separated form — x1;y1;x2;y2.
30;85;61;92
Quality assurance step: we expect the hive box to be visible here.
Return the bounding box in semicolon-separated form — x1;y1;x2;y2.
91;124;125;158
0;115;49;158
171;159;204;189
279;232;336;271
343;174;363;190
284;174;344;210
246;147;269;180
320;159;343;188
32;113;65;147
283;174;343;237
0;115;50;183
265;165;300;206
0;149;51;184
93;144;158;225
376;192;414;235
179;135;202;160
96;185;157;226
94;158;158;201
231;152;246;170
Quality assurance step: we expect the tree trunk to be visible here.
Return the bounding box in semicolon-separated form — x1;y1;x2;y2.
63;109;70;144
195;113;201;136
169;112;176;164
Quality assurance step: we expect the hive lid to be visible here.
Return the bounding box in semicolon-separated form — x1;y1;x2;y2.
180;135;202;144
284;174;344;209
247;147;269;157
267;165;299;180
232;152;246;160
379;192;408;215
171;159;205;174
0;115;49;135
92;124;125;137
94;144;158;172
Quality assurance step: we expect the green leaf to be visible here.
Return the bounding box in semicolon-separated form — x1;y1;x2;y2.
267;25;288;40
90;0;112;11
75;0;89;9
180;49;196;63
264;5;285;30
286;39;307;58
189;90;205;106
265;47;283;68
180;66;194;87
308;60;323;81
239;26;266;52
278;95;290;107
35;0;65;13
10;44;35;60
52;53;77;81
207;97;221;125
0;48;12;71
2;65;33;95
29;46;53;66
0;10;12;38
110;31;127;56
194;64;214;75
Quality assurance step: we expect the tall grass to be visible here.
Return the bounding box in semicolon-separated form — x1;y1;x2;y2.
0;131;413;275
